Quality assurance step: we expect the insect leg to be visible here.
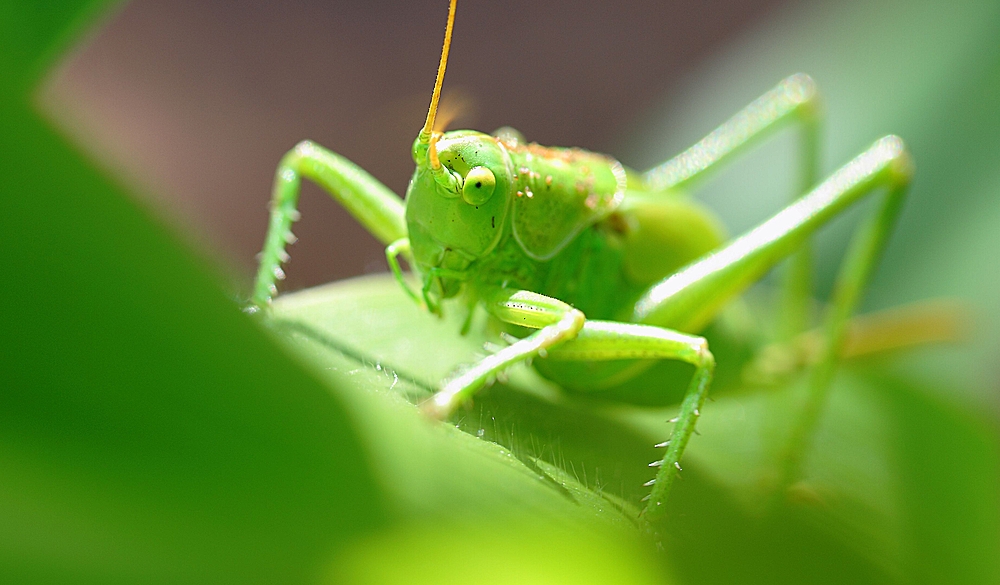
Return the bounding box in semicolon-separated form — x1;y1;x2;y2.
632;136;910;332
422;289;585;419
634;136;912;495
743;299;966;386
386;238;422;306
643;73;821;338
251;141;406;308
544;321;715;524
775;155;912;497
643;73;819;193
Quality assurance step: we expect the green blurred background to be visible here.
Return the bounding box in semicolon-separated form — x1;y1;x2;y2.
2;0;998;583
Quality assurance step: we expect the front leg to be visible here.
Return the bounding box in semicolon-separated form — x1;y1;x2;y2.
421;289;716;526
252;141;407;308
422;289;585;419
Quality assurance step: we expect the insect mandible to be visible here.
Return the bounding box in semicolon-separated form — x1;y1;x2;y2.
249;0;912;525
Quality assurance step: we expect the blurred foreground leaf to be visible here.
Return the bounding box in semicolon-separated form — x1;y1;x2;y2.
1;2;387;583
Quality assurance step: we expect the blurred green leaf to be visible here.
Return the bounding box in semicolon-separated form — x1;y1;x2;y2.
329;520;666;585
1;1;392;582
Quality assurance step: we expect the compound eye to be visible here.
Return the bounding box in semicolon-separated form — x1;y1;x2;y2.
462;166;496;206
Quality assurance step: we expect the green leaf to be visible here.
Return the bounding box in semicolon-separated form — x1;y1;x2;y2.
270;277;646;527
270;273;998;584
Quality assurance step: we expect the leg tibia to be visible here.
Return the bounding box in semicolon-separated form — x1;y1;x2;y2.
777;150;911;494
386;238;422;306
251;141;405;308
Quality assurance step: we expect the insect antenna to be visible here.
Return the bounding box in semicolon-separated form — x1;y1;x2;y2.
419;0;457;153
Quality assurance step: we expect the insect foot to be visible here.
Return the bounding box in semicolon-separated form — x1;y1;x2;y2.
419;397;454;421
420;376;470;421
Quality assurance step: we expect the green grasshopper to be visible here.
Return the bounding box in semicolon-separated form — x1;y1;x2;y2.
250;0;912;525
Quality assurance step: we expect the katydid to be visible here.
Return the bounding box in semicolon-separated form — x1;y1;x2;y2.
250;0;912;525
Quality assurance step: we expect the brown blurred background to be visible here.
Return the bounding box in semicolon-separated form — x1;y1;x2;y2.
42;0;794;294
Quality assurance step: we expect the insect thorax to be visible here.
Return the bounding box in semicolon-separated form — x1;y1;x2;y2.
500;138;627;262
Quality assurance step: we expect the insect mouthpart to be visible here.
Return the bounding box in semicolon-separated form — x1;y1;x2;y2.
413;247;470;316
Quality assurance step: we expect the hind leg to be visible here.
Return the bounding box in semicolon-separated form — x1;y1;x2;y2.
633;137;911;501
644;73;822;340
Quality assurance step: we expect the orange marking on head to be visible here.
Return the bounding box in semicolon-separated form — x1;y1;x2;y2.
428;131;443;170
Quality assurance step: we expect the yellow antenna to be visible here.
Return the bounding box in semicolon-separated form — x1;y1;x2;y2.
420;0;457;146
